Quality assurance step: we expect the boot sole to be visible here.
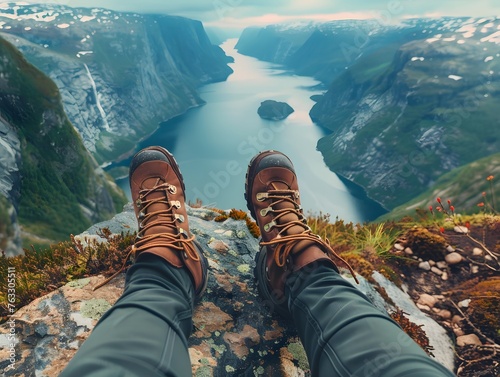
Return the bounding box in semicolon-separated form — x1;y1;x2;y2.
254;246;291;318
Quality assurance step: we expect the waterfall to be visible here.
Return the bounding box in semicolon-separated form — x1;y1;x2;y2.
84;64;111;132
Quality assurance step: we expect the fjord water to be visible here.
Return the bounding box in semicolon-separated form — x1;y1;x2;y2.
114;39;386;223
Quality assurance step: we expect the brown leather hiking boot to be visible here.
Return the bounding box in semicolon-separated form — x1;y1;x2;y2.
245;150;358;316
128;146;208;299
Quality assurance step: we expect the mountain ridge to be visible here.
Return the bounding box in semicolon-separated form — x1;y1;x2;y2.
0;3;234;163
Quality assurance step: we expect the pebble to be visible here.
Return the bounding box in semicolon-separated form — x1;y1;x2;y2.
485;255;493;261
416;303;431;312
458;299;471;308
404;247;413;255
441;272;449;281
394;243;404;251
472;247;483;256
446;245;455;253
438;310;452;319
471;265;479;274
445;252;463;265
419;261;431;271
453;327;465;337
431;267;443;276
452;315;464;324
457;334;482;347
417;293;438;308
429;260;436;266
436;261;447;269
454;226;469;234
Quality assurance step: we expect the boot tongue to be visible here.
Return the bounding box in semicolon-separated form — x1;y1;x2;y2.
141;177;174;236
270;181;319;256
270;181;305;236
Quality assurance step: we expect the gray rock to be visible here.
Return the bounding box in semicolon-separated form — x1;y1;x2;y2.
472;247;483;256
419;261;431;271
436;261;447;269
456;334;482;347
394;243;405;251
404;247;414;255
445;252;463;265
417;293;438;308
431;267;443;276
454;226;469;234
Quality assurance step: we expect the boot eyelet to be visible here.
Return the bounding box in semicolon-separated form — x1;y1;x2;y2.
256;193;268;202
135;199;142;207
260;207;272;216
168;185;177;194
175;214;185;223
171;200;181;209
138;211;146;220
178;228;188;238
264;221;276;232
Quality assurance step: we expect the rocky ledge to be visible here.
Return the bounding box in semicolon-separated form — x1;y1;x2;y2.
258;100;294;121
0;205;457;376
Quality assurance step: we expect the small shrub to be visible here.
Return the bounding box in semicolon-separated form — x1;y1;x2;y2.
405;226;447;260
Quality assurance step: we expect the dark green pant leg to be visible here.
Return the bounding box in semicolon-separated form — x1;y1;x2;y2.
61;254;194;377
286;264;455;377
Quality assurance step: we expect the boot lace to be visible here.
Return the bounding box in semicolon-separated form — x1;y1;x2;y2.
259;189;359;283
93;178;198;290
133;180;199;261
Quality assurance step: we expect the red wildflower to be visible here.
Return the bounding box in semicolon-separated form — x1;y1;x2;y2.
465;221;470;229
429;206;434;214
486;175;494;181
477;202;485;207
450;205;455;213
439;227;445;233
436;197;442;204
482;191;487;197
447;199;452;205
436;206;442;212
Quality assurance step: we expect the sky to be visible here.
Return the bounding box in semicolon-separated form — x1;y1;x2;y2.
20;0;500;30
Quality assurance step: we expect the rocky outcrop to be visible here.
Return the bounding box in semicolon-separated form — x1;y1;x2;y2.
257;100;294;120
0;4;233;163
0;205;455;376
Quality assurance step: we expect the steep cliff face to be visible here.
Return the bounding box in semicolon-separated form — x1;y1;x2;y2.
313;18;500;208
0;36;127;255
0;3;233;163
235;24;316;64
